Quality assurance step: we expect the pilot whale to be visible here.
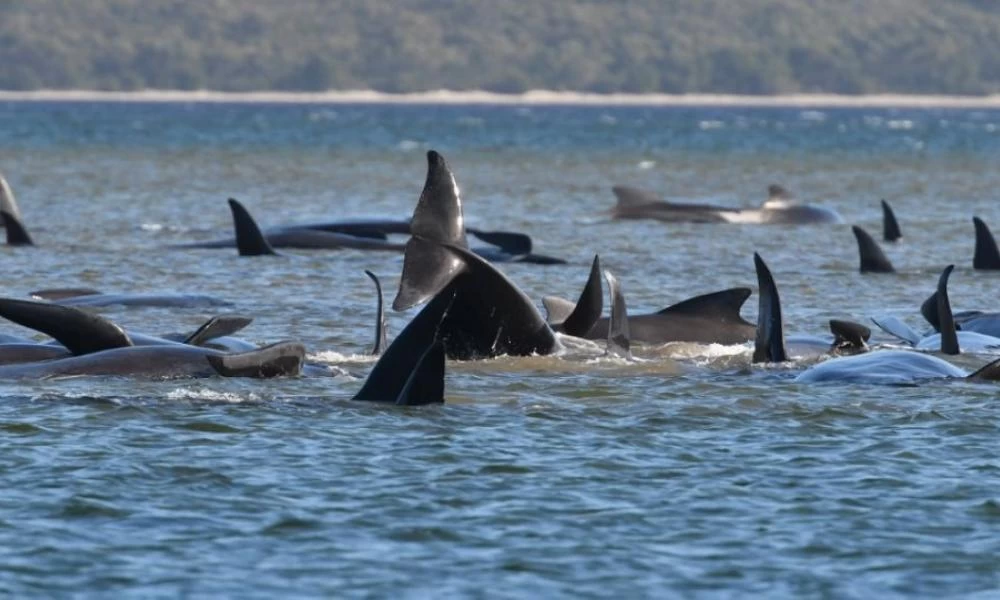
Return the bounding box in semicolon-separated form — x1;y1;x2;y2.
609;184;844;225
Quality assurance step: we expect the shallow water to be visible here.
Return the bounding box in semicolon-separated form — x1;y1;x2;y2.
0;102;999;597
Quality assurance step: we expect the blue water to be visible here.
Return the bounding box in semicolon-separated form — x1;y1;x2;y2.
0;101;999;597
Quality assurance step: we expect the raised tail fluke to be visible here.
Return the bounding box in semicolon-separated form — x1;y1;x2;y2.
227;198;277;256
752;253;787;363
560;255;603;338
972;217;1000;270
851;225;895;273
365;270;388;356
0;298;132;355
881;199;902;242
936;265;959;355
395;341;445;406
183;315;254;346
870;316;922;346
206;341;305;378
2;210;34;246
603;269;631;359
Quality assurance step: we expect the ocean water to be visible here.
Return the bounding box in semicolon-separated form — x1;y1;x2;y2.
0;101;999;597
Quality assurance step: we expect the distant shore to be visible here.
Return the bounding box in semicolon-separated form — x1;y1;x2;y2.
3;89;1000;108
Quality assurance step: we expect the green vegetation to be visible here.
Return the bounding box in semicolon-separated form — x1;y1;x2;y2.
3;0;1000;94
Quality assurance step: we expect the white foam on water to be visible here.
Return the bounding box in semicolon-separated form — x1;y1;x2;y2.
165;388;262;403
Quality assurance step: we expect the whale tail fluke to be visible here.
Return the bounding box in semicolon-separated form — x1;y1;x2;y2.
752;253;788;363
227;198;277;256
183;315;254;346
2;210;34;246
395;341;446;406
365;270;388;356
973;217;1000;270
0;298;132;355
206;341;305;378
603;270;631;359
881;199;902;242
852;225;895;273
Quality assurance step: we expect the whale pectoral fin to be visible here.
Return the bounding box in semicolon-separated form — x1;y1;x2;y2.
29;288;103;301
603;270;631;359
852;225;895;273
468;229;533;256
0;298;132;355
973;217;1000;270
227;198;277;256
752;253;787;363
829;319;870;350
205;341;305;378
657;288;753;321
2;210;34;246
870;316;922;346
395;341;446;406
183;315;254;346
881;199;902;242
542;296;577;327
936;265;960;355
365;270;388;356
560;255;603;337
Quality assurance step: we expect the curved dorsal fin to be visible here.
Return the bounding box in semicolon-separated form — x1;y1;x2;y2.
560;255;603;337
852;225;895;273
881;199;902;242
0;298;132;355
611;185;663;207
227;198;277;256
603;270;631;359
767;184;793;200
2;210;34;246
395;341;445;406
937;265;959;355
0;175;23;222
752;253;787;363
973;217;1000;270
365;270;388;356
657;287;752;320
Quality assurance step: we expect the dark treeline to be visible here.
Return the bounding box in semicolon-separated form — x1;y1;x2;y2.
3;0;1000;94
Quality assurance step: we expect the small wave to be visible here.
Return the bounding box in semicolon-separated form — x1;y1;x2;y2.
397;139;421;151
699;120;725;130
140;223;164;232
637;160;656;170
165;388;261;403
309;351;379;365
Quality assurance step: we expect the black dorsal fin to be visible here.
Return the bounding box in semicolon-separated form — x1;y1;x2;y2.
560;255;603;337
183;315;254;346
365;270;388;356
2;210;34;246
611;185;663;207
657;287;752;320
393;151;470;311
0;298;132;355
937;265;959;355
767;184;793;201
0;175;23;222
920;291;940;331
603;270;631;359
228;198;277;256
881;199;902;242
395;341;446;406
973;217;1000;270
829;319;870;350
852;225;895;273
205;341;305;378
752;253;787;363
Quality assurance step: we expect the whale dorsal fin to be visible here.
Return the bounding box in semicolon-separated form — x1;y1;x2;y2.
2;210;34;246
0;298;132;355
973;217;1000;270
560;255;603;338
852;225;895;273
870;316;922;346
603;270;631;359
206;341;305;378
657;287;752;321
829;319;870;350
183;315;254;346
227;198;277;256
752;253;787;363
611;185;663;207
881;199;902;242
937;265;959;355
365;270;388;356
395;341;445;406
393;151;470;311
0;175;23;222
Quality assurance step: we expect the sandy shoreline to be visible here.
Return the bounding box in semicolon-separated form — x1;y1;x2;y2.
2;89;1000;108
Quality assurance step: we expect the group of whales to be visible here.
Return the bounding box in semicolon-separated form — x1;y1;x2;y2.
3;150;1000;405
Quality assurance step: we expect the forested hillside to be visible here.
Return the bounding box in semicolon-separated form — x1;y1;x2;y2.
3;0;1000;94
